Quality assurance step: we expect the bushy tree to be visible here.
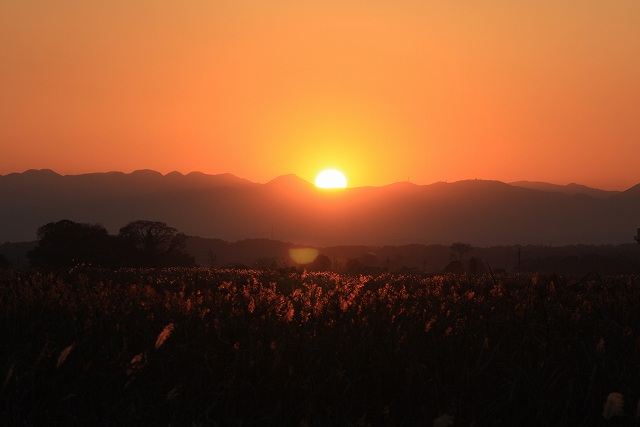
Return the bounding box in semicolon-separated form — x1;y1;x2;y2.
27;220;116;267
27;219;195;269
450;242;472;263
309;254;332;271
118;220;194;267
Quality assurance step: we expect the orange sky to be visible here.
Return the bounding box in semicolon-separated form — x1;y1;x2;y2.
1;1;639;190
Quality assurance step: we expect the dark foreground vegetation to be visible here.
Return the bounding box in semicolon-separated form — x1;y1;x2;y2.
2;268;640;426
26;219;195;268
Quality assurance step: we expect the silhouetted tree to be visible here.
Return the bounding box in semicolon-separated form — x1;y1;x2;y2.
309;254;332;271
118;220;194;267
27;220;116;268
450;242;472;263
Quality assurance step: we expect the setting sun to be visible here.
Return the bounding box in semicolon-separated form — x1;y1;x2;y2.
315;169;347;189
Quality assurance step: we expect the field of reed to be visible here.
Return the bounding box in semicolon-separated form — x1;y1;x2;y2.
1;267;639;425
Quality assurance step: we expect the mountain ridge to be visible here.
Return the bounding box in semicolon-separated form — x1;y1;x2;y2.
509;180;619;199
1;169;639;246
2;169;629;194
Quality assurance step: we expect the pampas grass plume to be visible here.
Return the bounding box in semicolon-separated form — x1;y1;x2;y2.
433;413;455;427
155;323;175;350
602;392;624;419
56;343;75;368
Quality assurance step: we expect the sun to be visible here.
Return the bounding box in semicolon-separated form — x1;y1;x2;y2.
315;169;347;189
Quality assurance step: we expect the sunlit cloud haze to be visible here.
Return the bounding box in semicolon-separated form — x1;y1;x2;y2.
1;1;639;189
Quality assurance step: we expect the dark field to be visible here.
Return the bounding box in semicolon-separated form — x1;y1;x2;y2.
1;268;639;426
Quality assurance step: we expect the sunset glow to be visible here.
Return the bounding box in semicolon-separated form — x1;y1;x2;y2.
3;4;640;424
315;169;347;189
1;2;639;190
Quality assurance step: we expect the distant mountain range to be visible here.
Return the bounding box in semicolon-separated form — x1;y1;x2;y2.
1;169;640;246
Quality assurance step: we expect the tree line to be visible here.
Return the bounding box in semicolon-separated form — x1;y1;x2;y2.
26;220;194;268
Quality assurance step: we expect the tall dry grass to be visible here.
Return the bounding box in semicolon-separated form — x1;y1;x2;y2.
1;267;639;425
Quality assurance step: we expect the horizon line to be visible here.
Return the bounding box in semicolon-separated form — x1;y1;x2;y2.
0;167;633;192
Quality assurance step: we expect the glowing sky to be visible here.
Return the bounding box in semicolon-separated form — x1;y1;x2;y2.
1;1;639;189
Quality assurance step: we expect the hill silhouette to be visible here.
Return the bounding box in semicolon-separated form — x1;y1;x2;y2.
509;181;618;199
1;170;639;246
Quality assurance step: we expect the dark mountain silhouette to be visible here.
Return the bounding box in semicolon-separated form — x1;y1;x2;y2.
509;181;618;199
611;183;640;199
1;170;639;247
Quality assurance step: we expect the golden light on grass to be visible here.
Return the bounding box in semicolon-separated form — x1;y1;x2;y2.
314;169;347;189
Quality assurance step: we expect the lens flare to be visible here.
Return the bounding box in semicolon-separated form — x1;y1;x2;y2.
289;248;319;264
